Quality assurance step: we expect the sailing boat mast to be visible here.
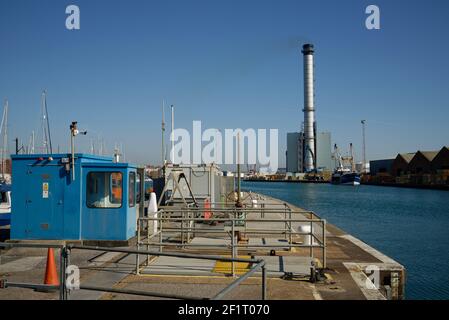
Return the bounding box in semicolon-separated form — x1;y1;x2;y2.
161;100;166;166
41;90;53;154
28;131;35;154
349;143;355;172
0;100;8;179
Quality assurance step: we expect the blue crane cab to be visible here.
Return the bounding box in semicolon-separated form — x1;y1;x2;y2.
10;154;139;242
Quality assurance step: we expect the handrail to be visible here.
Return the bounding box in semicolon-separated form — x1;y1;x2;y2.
138;205;327;271
68;244;261;264
0;242;65;249
212;260;266;300
1;242;267;300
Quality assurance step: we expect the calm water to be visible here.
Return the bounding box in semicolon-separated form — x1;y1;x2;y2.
242;181;449;300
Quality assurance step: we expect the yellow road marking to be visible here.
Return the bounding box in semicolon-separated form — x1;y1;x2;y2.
213;255;252;275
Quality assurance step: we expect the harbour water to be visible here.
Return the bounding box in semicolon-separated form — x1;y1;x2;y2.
242;181;449;300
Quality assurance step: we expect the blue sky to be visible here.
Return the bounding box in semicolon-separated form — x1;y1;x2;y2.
1;0;448;166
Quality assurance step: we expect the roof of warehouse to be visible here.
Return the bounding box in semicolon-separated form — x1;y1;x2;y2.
399;153;416;163
419;151;439;161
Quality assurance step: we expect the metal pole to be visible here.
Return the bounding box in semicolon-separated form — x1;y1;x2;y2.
237;132;241;203
147;218;151;266
136;210;141;275
284;205;287;240
31;131;35;154
262;265;267;300
159;211;163;253
70;130;75;181
43;91;53;154
161;100;165;165
323;220;327;269
138;168;148;266
289;207;293;248
171;105;174;164
231;218;235;277
66;247;71;300
79;284;205;300
68;244;259;263
211;261;265;300
310;212;313;259
361;120;366;173
58;246;69;300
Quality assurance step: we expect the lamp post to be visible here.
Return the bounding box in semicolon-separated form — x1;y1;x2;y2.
361;120;366;173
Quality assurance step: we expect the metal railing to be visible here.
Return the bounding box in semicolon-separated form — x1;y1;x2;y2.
138;201;327;275
0;242;67;300
0;242;267;300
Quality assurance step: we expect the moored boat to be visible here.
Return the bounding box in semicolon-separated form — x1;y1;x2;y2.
0;183;11;228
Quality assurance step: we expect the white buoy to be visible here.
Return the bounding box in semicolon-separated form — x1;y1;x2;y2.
148;192;158;234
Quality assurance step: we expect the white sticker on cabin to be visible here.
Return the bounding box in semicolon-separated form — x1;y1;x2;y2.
43;182;49;198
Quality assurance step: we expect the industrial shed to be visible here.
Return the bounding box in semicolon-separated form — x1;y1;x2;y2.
432;147;449;171
391;153;415;176
369;159;394;176
407;151;438;174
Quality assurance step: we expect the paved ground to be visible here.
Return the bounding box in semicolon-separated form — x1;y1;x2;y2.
0;193;405;300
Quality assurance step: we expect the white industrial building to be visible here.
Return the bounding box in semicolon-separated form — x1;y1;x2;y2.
286;130;333;173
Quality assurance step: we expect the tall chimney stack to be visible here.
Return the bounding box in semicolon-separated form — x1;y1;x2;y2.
302;43;316;172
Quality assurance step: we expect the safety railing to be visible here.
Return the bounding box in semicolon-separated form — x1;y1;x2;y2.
0;242;267;300
138;203;327;275
0;242;68;300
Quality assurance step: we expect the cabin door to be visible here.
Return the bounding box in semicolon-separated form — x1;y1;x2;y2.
25;166;65;239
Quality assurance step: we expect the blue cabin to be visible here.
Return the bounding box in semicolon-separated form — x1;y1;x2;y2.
10;154;139;241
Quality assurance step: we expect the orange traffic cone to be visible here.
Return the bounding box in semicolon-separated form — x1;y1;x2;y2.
43;248;59;287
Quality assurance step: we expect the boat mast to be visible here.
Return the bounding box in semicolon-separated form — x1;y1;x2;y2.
0;100;8;179
171;105;175;164
350;143;355;172
161;100;166;166
31;131;35;154
333;144;343;170
41;90;53;154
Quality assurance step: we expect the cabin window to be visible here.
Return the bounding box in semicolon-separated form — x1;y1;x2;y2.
129;172;136;207
86;172;123;208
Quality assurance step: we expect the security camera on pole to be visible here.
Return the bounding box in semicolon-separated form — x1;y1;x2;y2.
70;121;87;181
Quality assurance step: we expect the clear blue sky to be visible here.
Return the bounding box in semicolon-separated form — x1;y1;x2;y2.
1;0;448;166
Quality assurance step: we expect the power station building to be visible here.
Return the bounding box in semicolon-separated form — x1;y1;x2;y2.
286;130;333;173
286;132;303;173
